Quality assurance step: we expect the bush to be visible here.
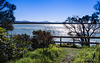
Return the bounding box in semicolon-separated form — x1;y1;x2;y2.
11;34;31;59
31;30;55;49
10;44;66;63
56;44;80;48
0;49;8;63
73;45;100;63
0;27;12;62
0;27;31;63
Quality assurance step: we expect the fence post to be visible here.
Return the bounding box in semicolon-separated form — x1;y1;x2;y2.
60;37;62;47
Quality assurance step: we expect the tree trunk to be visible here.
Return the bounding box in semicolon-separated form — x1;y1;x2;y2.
86;31;90;47
81;38;85;46
86;38;90;47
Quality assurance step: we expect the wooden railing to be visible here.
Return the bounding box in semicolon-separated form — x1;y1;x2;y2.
52;36;100;46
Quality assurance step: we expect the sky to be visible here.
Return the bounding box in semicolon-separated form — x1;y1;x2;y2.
7;0;98;22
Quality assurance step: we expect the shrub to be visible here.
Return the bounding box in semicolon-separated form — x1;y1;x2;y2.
11;34;31;59
0;49;8;63
56;44;80;48
73;45;100;63
31;30;55;49
0;27;31;63
0;27;12;62
10;44;66;63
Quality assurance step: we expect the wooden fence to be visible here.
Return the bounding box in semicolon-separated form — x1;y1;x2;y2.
52;36;100;46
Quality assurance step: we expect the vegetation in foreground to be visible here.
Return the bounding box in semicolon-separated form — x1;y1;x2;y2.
0;27;31;63
9;44;66;63
73;45;100;63
0;27;66;63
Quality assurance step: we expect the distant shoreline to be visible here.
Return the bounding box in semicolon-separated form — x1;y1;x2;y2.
13;22;100;24
0;22;100;24
14;22;64;24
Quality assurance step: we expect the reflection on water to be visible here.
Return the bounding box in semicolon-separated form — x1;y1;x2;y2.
8;24;100;46
9;24;68;36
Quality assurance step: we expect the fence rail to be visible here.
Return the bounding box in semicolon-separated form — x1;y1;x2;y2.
52;36;100;46
52;36;100;38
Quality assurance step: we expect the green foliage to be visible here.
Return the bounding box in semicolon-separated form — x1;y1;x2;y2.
0;49;8;63
0;0;16;31
31;30;54;49
56;44;80;48
0;27;11;62
73;45;100;63
10;34;31;59
82;45;89;48
0;27;31;63
94;1;100;12
10;44;66;63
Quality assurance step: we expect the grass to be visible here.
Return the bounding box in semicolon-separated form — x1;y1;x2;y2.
73;45;100;63
10;44;95;63
63;48;83;56
9;44;66;63
59;47;83;63
56;44;81;48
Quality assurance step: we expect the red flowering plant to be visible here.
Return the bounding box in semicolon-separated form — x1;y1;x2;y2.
31;30;54;49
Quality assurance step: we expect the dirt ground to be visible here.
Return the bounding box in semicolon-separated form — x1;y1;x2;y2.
60;48;83;63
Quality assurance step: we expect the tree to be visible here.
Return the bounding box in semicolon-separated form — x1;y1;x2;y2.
94;1;100;13
94;1;100;22
64;1;100;47
0;0;16;31
64;14;100;46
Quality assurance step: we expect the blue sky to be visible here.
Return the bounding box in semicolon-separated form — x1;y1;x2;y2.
7;0;98;22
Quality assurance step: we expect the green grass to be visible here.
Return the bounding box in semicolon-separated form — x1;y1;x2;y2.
63;48;83;56
73;45;100;63
56;44;81;48
9;44;66;63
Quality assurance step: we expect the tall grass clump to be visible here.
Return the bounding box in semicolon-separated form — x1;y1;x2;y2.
10;44;66;63
73;45;100;63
